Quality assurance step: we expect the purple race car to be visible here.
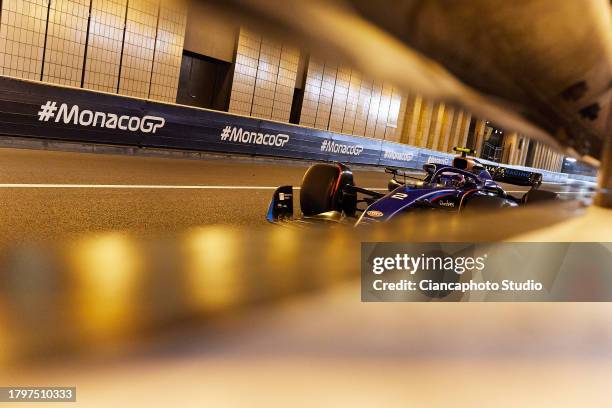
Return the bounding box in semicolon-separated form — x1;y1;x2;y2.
267;147;557;226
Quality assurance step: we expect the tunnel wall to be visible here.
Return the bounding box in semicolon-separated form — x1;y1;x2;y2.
0;75;575;183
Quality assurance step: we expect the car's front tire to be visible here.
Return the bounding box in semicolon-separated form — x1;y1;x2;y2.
300;164;342;216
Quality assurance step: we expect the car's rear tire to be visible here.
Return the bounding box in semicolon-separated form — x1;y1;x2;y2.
522;189;557;204
300;164;341;216
463;195;512;211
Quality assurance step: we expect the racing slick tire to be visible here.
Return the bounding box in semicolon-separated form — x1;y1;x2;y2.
463;195;513;211
300;164;342;216
522;189;558;204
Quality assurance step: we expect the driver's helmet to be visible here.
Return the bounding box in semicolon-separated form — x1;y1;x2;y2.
441;173;465;188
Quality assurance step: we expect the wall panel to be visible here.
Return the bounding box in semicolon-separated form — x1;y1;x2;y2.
374;83;392;139
42;0;89;86
251;37;280;119
341;70;361;135
384;87;402;142
229;28;298;122
0;0;49;80
228;29;259;116
300;58;404;141
0;0;184;102
314;62;337;129
299;57;323;127
271;45;299;122
83;0;127;92
352;78;372;136
328;65;349;133
149;0;187;102
118;0;159;98
364;81;381;137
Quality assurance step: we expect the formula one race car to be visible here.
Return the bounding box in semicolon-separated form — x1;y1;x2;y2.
267;147;557;226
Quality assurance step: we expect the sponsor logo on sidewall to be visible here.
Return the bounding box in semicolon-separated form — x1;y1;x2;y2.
220;125;290;147
37;101;165;133
426;156;450;165
320;140;364;156
383;149;414;162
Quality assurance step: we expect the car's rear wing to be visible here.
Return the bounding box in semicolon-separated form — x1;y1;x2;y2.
483;164;543;187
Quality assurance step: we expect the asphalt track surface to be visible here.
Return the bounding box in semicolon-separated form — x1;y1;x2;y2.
1;146;608;406
0;146;585;244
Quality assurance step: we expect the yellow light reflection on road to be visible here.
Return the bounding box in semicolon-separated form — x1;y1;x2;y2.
0;307;11;366
69;233;142;339
319;230;356;283
265;227;301;294
184;227;242;311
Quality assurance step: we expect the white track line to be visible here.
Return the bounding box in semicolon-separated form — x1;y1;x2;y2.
0;184;580;194
0;184;278;189
506;190;580;194
0;183;390;191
